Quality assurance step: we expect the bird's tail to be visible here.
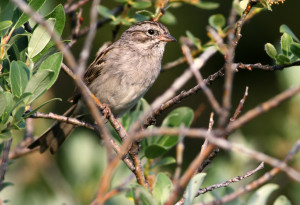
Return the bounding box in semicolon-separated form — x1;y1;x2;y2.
28;104;77;154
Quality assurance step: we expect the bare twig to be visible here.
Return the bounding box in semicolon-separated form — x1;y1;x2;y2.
174;125;186;182
182;45;222;115
30;111;95;130
176;162;264;205
197;162;264;195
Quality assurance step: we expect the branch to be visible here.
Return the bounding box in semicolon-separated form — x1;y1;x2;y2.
226;85;300;133
198;139;300;205
175;162;264;205
137;127;300;182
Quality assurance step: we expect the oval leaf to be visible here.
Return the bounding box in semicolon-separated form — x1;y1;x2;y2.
32;4;66;62
281;33;293;56
0;20;12;31
265;43;277;59
194;2;219;10
280;24;300;42
10;61;30;97
145;144;167;159
274;195;292;205
247;183;279;205
38;52;62;89
290;43;300;59
184;173;207;205
158;107;194;147
131;1;152;9
28;18;56;58
24;69;54;104
98;5;115;20
209;14;226;30
15;0;46;28
153;173;173;205
161;11;177;25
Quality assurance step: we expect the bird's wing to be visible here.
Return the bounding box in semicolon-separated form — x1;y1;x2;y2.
68;45;114;103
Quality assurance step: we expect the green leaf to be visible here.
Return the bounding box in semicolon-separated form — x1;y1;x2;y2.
15;119;26;129
193;2;219;10
28;18;56;58
209;14;226;30
290;43;300;59
0;20;12;32
98;5;115;20
0;0;15;23
158;107;194;147
24;98;61;118
133;14;150;22
274;195;292;205
38;52;62;89
153;173;173;205
0;92;7;116
247;183;279;205
144;107;193;158
280;24;300;42
115;0;128;2
13;105;25;122
10;61;30;98
281;33;293;56
136;10;154;17
150;157;176;169
184;173;207;205
11;92;32;112
32;4;66;63
186;30;201;50
0;92;13;124
0;182;13;191
265;43;277;59
161;11;177;25
0;130;11;139
276;54;290;65
24;69;54;104
15;0;46;28
133;185;158;205
145;144;167;159
7;33;30;52
131;1;152;9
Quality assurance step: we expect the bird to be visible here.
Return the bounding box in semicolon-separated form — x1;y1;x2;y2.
28;20;176;154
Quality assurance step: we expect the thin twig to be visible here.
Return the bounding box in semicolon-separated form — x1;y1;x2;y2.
182;45;222;115
176;162;264;205
198;139;300;205
30;111;95;130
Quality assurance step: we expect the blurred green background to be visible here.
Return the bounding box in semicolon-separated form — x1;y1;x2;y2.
2;0;300;204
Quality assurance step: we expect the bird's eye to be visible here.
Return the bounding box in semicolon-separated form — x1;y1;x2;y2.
147;29;155;35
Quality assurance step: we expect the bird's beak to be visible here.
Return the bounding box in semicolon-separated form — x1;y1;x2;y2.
158;33;176;42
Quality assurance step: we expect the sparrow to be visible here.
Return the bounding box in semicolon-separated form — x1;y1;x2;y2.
29;21;176;153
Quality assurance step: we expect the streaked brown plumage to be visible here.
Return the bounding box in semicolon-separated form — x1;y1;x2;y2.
28;21;176;153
